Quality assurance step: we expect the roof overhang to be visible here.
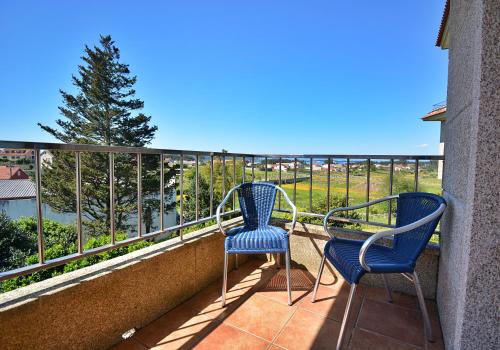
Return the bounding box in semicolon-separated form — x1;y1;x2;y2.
436;0;450;49
422;106;447;121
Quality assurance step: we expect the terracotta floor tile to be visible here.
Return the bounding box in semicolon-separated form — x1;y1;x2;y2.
224;293;296;341
134;303;219;349
186;279;252;322
297;283;363;323
274;308;343;350
347;328;422;350
361;286;419;310
110;260;446;350
227;260;275;284
194;323;270;350
110;338;148;350
256;269;313;305
357;298;425;347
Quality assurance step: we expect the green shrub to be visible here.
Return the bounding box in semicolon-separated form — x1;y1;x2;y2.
0;219;154;293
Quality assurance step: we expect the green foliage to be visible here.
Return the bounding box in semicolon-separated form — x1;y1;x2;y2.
275;194;361;228
17;217;77;249
0;212;37;272
0;217;153;292
37;35;175;234
182;159;243;222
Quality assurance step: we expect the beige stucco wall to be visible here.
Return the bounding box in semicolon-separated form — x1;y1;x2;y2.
437;0;499;349
0;218;246;350
0;217;443;350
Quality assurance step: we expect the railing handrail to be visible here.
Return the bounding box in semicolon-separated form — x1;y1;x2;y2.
0;140;445;160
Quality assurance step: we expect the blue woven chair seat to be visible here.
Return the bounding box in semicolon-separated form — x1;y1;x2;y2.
325;237;414;284
225;225;289;253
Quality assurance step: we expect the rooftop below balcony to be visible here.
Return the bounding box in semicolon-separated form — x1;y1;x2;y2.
112;259;443;350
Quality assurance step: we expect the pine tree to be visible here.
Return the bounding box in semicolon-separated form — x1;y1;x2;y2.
39;35;175;237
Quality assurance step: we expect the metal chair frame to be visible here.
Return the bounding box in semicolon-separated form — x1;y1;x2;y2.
311;194;446;350
217;182;297;306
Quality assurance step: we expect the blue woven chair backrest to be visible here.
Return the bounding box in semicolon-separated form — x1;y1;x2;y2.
237;182;277;229
394;192;445;262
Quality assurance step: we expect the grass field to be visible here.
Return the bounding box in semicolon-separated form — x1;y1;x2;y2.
179;160;442;243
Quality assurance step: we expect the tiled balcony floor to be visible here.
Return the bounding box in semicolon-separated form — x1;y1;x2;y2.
112;259;444;350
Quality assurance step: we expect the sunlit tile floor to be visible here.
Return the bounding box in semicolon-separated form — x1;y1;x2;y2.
111;259;444;350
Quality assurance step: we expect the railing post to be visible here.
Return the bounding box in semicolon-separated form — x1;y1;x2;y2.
242;156;245;183
109;152;115;245
251;156;255;182
414;159;419;191
278;157;282;209
34;148;44;264
195;154;199;221
179;154;184;239
210;155;214;217
137;153;142;237
309;157;313;212
265;157;268;182
327;157;331;212
76;151;83;254
389;159;394;225
346;158;350;209
293;158;297;205
366;158;371;221
222;155;226;212
160;154;165;231
232;155;236;209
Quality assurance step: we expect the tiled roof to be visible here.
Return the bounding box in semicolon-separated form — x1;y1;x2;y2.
0;179;36;200
422;106;447;121
0;166;28;180
436;0;450;47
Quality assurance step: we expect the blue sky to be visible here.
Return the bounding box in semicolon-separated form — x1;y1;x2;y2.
0;1;447;155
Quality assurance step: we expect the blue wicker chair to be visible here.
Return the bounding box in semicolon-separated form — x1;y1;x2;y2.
312;192;446;350
216;182;297;306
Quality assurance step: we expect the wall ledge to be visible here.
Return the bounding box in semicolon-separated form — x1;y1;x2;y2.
0;217;243;312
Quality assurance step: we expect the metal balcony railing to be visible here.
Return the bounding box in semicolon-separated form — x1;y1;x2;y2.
0;140;444;282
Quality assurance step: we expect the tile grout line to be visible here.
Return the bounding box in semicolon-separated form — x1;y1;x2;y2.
354;327;425;350
269;304;299;347
222;322;275;345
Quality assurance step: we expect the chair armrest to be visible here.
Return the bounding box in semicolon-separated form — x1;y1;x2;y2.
358;203;446;271
323;195;399;238
275;186;297;235
216;185;240;236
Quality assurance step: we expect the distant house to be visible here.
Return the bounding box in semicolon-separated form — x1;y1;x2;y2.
311;164;322;171
286;162;304;169
394;165;411;172
0;166;29;180
0;148;35;161
0;179;74;224
272;164;288;172
421;103;446;179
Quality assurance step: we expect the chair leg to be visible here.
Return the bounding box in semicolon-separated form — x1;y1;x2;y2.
276;253;281;268
311;255;326;303
235;253;238;269
382;274;393;303
412;271;434;342
221;252;228;307
336;284;357;350
285;249;292;306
